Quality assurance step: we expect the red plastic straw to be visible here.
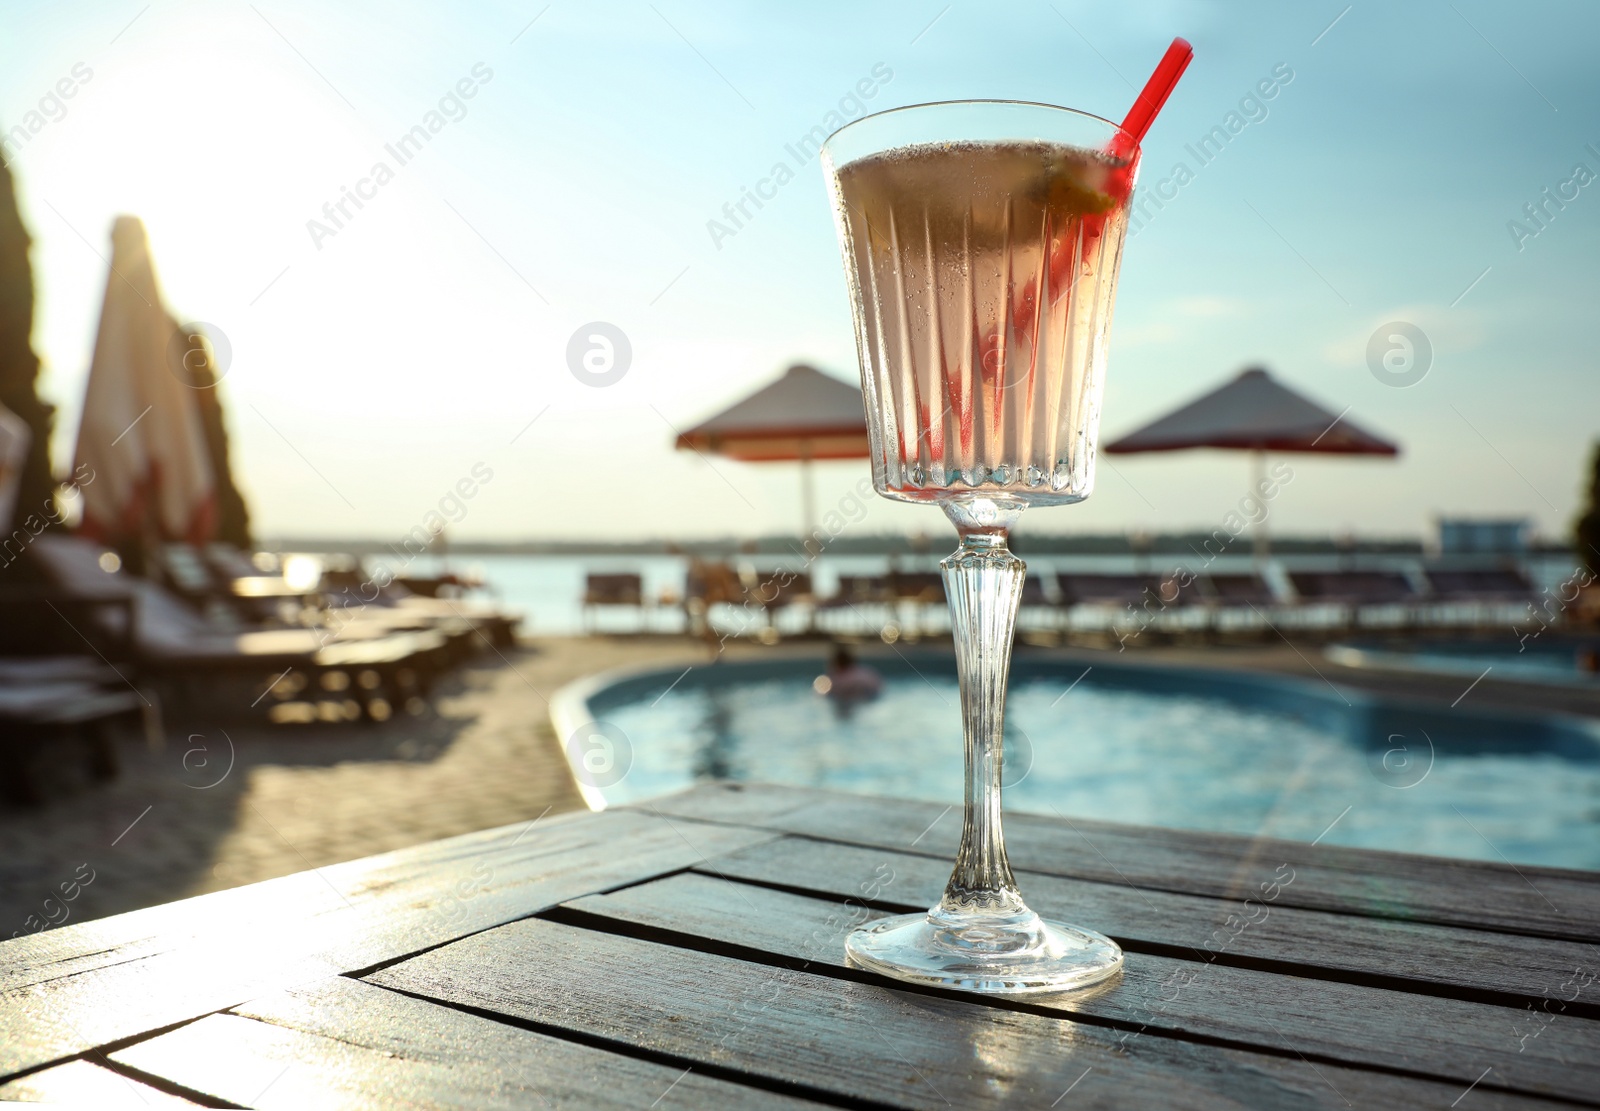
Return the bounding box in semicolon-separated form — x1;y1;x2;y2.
1114;37;1193;156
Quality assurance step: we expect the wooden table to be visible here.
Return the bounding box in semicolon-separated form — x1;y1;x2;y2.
3;783;1598;1108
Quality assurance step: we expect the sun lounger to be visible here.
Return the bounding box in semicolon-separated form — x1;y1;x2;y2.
888;571;944;603
0;681;143;803
584;573;643;608
0;588;148;803
1055;573;1165;607
750;571;812;610
581;572;646;634
152;543;221;603
1053;573;1195;642
189;543;509;649
1201;573;1276;605
681;560;747;637
1179;572;1279;636
883;571;945;638
391;569;481;598
260;557;520;652
1423;567;1535;602
312;580;487;658
382;588;520;649
817;575;887;609
813;575;887;636
742;571;815;640
1287;569;1418;631
1419;566;1537;628
1019;576;1050;606
1289;570;1416;603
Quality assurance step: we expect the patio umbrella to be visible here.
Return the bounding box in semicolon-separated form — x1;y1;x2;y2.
74;216;217;561
673;363;869;536
1103;366;1398;560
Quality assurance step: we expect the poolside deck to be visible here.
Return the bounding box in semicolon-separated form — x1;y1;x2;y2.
2;782;1596;1107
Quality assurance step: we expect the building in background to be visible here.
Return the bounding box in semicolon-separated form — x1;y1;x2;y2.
1435;517;1531;555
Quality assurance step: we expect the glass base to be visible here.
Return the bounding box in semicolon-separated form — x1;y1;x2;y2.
845;908;1123;995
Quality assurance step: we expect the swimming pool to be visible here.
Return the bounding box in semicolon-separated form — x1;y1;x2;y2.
562;653;1600;871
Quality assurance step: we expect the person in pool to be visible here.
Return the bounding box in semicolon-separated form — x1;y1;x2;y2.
820;644;883;709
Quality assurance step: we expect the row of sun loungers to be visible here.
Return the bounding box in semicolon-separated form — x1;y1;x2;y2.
29;536;457;718
1;536;524;802
583;565;1543;640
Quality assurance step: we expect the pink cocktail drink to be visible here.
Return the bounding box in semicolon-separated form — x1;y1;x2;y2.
828;137;1135;507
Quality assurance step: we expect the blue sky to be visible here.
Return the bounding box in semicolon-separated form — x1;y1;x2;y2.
1;0;1596;543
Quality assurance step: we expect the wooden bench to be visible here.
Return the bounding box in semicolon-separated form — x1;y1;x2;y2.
1;782;1596;1106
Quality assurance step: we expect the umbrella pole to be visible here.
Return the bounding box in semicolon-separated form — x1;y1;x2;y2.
800;448;817;553
800;447;818;636
1251;449;1269;566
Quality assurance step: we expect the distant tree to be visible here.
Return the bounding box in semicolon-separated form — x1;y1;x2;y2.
1576;442;1600;578
0;158;55;518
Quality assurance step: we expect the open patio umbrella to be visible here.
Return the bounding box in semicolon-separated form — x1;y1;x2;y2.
1103;366;1398;560
673;363;869;536
74;216;217;562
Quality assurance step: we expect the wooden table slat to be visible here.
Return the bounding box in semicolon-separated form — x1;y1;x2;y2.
639;784;1600;942
367;916;1560;1111
0;1059;202;1107
563;870;1600;1105
110;976;828;1110
0;804;607;990
0;809;775;1080
698;835;1600;1010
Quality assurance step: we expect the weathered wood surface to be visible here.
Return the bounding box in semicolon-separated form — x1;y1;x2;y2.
695;835;1600;1008
563;871;1600;1105
111;976;827;1110
639;783;1600;942
0;806;774;1077
1;783;1596;1109
367;917;1559;1110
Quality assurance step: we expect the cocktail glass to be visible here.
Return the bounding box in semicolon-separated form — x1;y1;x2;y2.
822;101;1139;993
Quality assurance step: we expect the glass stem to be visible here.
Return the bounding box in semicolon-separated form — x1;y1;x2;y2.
935;512;1029;922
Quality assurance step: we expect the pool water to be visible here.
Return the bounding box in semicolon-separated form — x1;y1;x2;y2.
595;660;1600;871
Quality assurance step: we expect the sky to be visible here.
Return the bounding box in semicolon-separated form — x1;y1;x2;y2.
1;0;1596;545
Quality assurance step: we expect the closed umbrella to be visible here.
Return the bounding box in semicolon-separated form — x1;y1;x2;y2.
674;363;869;537
0;401;28;532
74;216;216;560
1103;366;1398;559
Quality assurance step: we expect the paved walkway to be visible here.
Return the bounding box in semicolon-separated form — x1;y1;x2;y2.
0;638;701;937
